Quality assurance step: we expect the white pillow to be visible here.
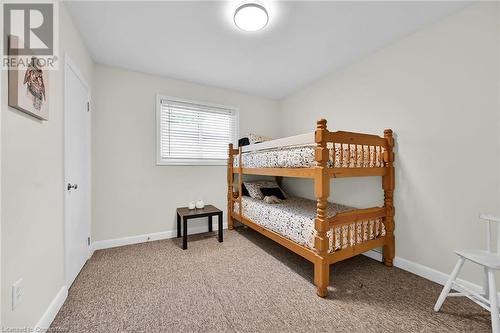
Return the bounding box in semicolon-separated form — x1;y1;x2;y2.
263;195;282;204
247;133;272;145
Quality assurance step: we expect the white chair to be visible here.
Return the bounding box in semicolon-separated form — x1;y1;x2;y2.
434;214;500;333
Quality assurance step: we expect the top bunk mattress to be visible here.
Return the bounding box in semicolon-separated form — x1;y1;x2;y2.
233;144;383;169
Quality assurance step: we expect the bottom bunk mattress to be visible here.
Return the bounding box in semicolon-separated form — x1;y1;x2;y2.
234;196;385;253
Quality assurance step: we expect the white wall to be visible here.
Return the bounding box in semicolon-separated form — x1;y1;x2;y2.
0;2;498;328
92;65;279;242
0;32;2;328
498;3;500;215
1;4;94;328
279;3;500;285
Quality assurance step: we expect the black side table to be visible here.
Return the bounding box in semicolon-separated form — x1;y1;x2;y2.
176;205;223;250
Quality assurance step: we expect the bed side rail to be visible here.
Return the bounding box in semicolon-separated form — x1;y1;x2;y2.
327;131;388;148
322;206;388;265
315;121;393;169
327;207;386;227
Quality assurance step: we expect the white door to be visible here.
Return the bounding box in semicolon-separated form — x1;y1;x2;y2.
64;59;91;288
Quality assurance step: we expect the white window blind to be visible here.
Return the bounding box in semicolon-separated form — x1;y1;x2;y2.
157;97;238;165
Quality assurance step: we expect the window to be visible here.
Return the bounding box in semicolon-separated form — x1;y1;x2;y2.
156;95;238;165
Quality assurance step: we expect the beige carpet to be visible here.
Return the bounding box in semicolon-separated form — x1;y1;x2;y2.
51;228;491;332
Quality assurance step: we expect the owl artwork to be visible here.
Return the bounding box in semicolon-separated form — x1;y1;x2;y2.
23;57;46;111
8;35;49;120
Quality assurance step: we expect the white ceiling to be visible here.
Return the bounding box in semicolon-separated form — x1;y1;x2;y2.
66;1;469;99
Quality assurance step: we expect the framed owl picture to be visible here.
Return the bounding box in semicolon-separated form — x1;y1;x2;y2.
8;35;49;121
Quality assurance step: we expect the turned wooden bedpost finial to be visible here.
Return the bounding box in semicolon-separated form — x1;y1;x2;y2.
227;143;234;230
384;129;394;146
316;118;327;130
315;119;329;160
382;129;395;267
314;118;330;297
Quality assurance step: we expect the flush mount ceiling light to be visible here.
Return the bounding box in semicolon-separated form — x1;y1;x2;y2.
234;3;269;32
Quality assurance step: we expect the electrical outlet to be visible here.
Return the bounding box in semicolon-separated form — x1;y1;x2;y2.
12;278;23;310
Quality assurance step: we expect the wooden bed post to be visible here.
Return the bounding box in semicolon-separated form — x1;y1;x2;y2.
227;143;234;230
382;129;395;267
238;147;243;217
314;119;330;297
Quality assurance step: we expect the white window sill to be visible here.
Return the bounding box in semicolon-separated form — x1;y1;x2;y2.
156;159;228;166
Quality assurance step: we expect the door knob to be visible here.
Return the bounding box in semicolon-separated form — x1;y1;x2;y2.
67;183;78;190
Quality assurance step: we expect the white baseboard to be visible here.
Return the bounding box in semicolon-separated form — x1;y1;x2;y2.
363;250;491;296
362;249;384;262
92;223;228;252
34;285;68;332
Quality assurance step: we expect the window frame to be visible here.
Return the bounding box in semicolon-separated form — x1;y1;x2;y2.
155;94;239;166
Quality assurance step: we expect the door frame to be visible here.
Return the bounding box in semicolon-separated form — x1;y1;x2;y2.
63;54;92;287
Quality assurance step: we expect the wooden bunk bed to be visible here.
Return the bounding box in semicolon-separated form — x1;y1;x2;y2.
227;119;395;298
